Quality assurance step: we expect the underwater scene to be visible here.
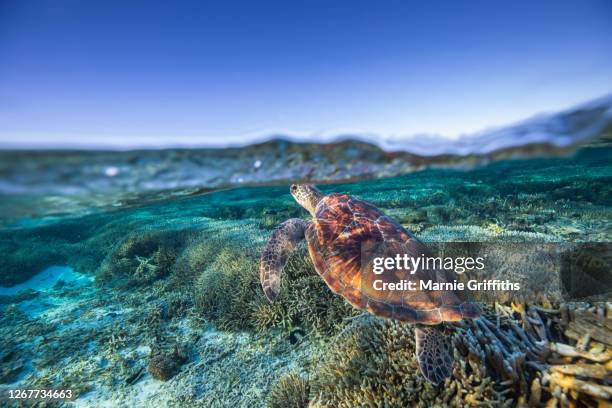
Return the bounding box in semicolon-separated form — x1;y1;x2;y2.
3;1;612;406
0;135;611;407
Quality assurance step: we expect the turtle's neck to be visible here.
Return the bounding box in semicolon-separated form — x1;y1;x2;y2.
305;187;325;216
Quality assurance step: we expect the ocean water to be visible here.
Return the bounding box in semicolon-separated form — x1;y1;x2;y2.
0;140;610;407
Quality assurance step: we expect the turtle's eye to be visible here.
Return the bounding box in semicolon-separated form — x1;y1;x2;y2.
290;185;298;193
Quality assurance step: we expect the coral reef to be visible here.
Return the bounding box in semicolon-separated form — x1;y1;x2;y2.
269;372;310;408
252;301;287;332
310;316;512;407
0;346;25;384
265;248;358;335
418;225;558;243
148;346;188;381
524;303;612;406
247;245;358;336
0;142;610;407
560;243;612;301
0;236;67;286
307;301;612;407
97;229;193;287
194;244;262;330
171;232;233;288
192;230;356;335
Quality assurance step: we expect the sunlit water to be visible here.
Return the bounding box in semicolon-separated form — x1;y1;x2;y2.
1;142;610;288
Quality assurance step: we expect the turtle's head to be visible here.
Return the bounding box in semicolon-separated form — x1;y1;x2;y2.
290;184;324;216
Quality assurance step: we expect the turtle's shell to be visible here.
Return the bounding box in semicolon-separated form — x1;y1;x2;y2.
306;193;480;324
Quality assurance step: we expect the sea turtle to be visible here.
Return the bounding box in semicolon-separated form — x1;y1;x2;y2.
260;184;481;384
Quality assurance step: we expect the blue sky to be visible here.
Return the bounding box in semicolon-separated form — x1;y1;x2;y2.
1;0;611;148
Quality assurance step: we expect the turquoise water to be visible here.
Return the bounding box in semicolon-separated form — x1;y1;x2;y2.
0;143;610;406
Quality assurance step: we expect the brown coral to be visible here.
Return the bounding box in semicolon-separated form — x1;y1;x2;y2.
148;354;178;381
148;347;187;381
98;229;191;287
307;301;612;407
540;303;612;407
269;372;310;408
310;317;512;407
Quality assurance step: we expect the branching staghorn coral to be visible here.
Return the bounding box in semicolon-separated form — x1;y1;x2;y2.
250;245;358;336
97;228;193;286
309;316;512;407
538;303;612;406
193;233;356;335
305;301;611;407
453;301;612;407
193;235;263;330
269;372;310;408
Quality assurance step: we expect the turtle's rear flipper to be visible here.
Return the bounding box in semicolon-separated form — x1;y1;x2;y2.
260;218;310;302
415;326;453;385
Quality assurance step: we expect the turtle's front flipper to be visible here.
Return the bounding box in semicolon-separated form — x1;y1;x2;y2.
260;218;310;301
415;326;453;385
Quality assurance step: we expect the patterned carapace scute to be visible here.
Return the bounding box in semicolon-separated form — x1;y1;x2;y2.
306;193;481;324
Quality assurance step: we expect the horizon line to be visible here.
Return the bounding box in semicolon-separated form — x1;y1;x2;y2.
0;91;610;153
